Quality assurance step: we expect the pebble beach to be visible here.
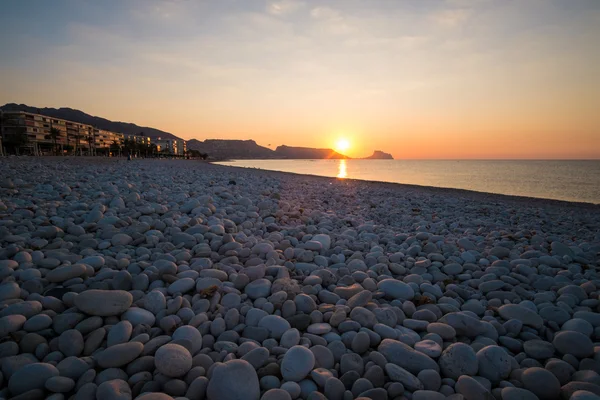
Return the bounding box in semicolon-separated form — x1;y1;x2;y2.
1;157;600;400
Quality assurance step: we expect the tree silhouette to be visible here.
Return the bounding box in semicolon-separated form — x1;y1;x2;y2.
4;126;29;155
45;127;61;155
86;135;94;155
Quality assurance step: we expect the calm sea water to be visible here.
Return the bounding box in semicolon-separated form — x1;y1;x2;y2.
215;160;600;204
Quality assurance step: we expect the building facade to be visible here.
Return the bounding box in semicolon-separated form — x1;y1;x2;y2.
155;137;187;155
1;110;185;156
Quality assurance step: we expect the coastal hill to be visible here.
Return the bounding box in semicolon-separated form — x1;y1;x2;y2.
187;139;275;159
274;145;349;159
187;140;351;160
0;103;180;140
364;150;394;159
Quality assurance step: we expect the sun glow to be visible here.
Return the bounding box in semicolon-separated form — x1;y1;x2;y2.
336;138;350;154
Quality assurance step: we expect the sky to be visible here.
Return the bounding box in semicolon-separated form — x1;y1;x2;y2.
1;0;599;159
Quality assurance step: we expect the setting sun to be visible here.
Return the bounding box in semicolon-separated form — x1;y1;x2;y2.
336;139;350;154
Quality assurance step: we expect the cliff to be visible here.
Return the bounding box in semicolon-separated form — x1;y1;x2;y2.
364;150;394;159
274;145;349;159
0;103;180;140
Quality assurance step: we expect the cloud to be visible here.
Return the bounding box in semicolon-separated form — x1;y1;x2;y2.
267;0;305;16
310;6;341;20
432;9;471;27
309;6;356;35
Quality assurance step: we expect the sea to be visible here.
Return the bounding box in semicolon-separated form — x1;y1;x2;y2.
214;159;600;204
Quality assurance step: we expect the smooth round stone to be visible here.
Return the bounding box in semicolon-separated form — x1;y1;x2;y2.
23;314;53;332
45;376;75;393
280;329;301;348
476;345;512;383
8;362;59;395
307;323;332;335
155;344;192;377
562;319;594;337
377;279;415;300
539;306;570;325
58;329;84;357
46;263;87;283
0;282;21;301
501;387;540;400
427;323;456;340
455;375;492;400
280;381;301;399
207;360;260;400
498;305;543;329
439;343;478;379
167;278;196;295
412;391;446;400
261;388;292;400
107;321;133;347
242;347;270;369
414;340;442;358
281;345;315;382
385;363;424;391
97;379;132;399
74;290;133;316
378;339;439;374
172;325;203;354
553;331;593;358
111;233;133;246
521;367;561;400
135;394;175;400
523;340;555;359
96;342;144;368
245;279;272;300
570;390;600;400
418;369;441;392
122;307;156;326
258;315;291;339
311;345;335;369
352;331;371;354
0;314;26;337
295;294;317;313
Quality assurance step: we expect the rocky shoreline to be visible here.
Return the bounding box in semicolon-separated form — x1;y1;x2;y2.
1;157;600;400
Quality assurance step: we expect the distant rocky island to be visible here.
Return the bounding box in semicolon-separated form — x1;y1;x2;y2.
364;150;394;159
2;104;394;160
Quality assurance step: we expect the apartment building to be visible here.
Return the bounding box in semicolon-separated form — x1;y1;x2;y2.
94;128;124;149
1;111;101;153
1;110;185;156
123;133;152;146
155;137;187;156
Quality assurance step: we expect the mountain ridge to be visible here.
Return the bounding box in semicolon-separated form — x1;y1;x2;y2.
0;103;180;140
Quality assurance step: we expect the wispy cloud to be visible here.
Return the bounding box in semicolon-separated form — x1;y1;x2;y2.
431;8;471;27
267;0;305;16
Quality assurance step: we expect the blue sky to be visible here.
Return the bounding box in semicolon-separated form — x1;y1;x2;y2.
1;0;599;158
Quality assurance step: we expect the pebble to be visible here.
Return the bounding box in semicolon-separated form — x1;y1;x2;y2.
439;343;478;379
154;343;192;377
207;360;260;400
520;367;561;400
0;158;598;400
281;345;315;382
553;330;594;358
73;290;133;316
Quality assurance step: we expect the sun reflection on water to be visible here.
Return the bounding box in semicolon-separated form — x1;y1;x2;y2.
337;159;347;178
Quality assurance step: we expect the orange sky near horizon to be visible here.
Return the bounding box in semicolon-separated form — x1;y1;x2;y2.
1;1;599;159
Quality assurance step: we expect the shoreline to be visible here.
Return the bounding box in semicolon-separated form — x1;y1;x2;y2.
210;161;600;210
